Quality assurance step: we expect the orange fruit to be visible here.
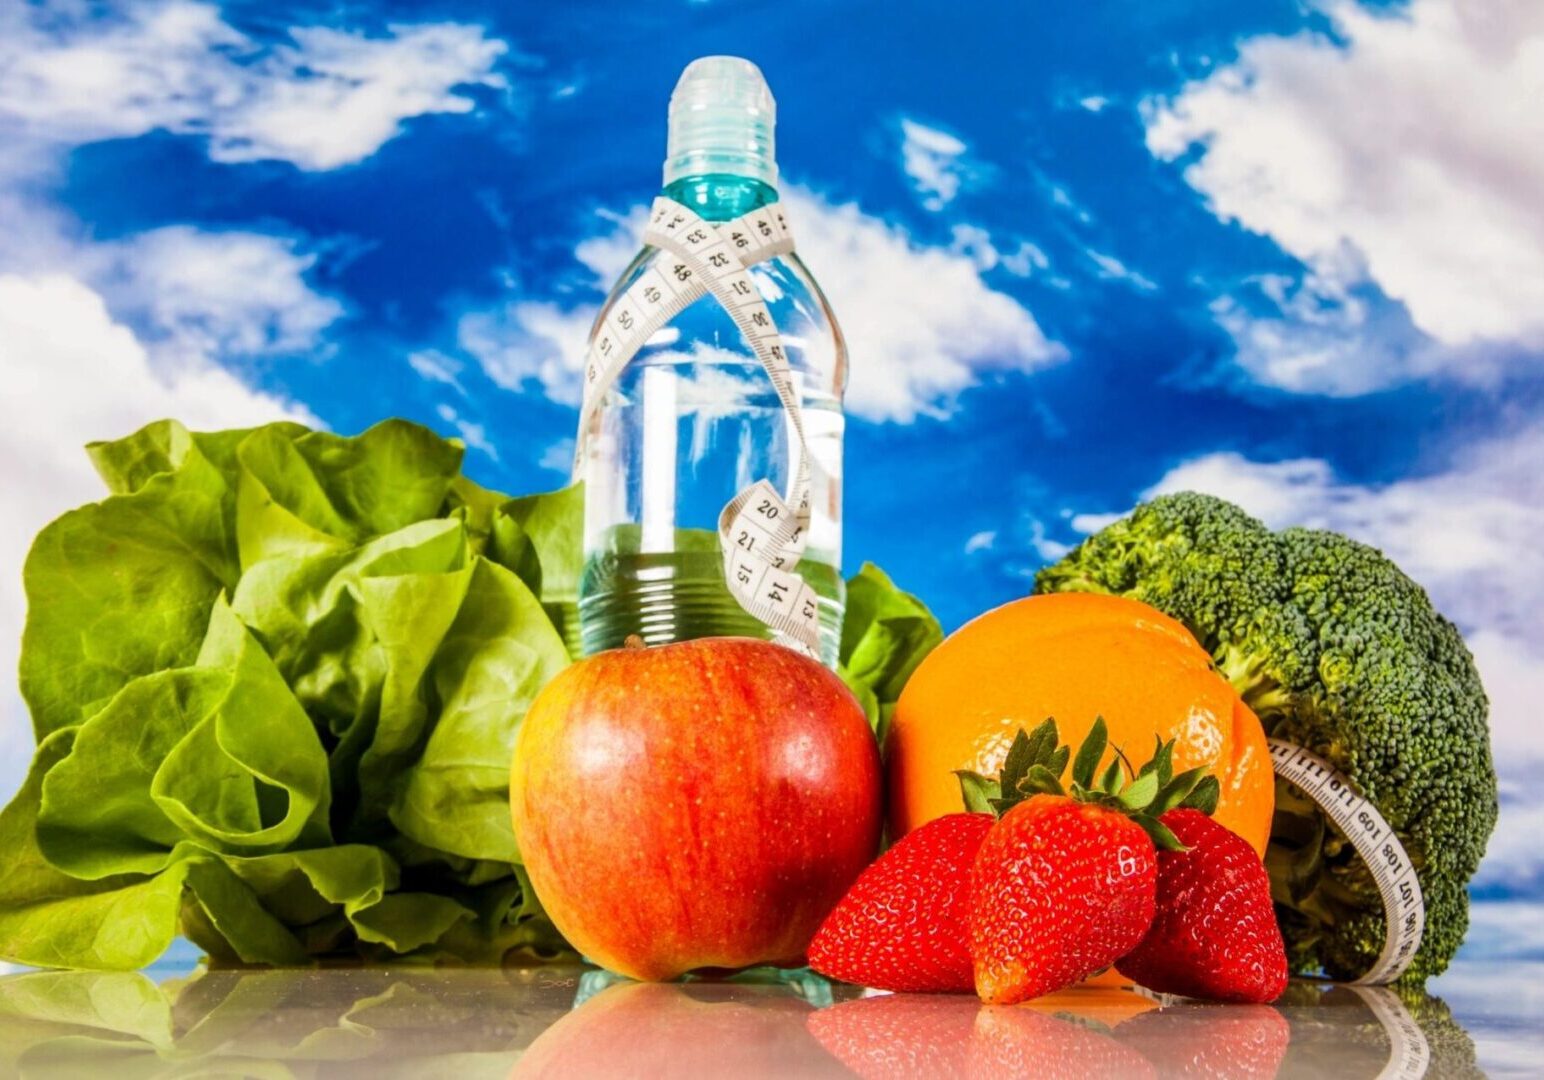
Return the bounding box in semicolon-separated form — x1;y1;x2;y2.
886;593;1273;856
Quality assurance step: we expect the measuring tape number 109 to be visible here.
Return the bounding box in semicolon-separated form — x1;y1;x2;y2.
574;196;822;655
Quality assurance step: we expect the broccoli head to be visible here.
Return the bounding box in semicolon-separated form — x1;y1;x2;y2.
1035;492;1497;984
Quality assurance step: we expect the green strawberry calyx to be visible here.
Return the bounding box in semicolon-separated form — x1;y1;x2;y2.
954;717;1219;852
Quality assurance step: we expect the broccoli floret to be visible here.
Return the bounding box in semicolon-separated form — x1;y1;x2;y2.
1037;493;1316;720
1034;493;1498;984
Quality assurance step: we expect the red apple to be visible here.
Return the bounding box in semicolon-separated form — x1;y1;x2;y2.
510;637;882;981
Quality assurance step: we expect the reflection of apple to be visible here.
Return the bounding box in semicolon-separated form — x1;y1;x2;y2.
510;638;882;980
512;982;844;1078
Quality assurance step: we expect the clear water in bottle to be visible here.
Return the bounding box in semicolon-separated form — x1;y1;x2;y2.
575;57;847;665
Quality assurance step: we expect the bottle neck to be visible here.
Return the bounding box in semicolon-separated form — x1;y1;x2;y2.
662;174;779;223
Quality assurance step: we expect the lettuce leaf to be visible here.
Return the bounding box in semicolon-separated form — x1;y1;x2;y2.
6;420;577;970
3;418;942;971
837;562;945;743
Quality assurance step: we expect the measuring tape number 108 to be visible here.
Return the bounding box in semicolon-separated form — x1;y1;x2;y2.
574;196;822;655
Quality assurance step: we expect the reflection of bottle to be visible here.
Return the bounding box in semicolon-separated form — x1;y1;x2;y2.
576;56;846;665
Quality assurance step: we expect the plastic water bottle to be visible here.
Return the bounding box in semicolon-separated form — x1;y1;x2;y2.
576;56;846;665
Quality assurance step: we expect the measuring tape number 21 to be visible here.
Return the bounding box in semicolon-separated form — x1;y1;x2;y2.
574;196;822;655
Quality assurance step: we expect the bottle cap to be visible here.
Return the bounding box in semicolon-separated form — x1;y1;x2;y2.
664;56;777;187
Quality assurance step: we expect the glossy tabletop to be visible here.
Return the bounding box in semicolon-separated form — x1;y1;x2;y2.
0;957;1537;1077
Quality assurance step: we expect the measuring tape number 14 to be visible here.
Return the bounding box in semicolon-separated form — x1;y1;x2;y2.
574;196;822;655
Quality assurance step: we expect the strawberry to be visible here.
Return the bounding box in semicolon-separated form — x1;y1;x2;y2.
807;812;994;992
1115;807;1289;1003
961;718;1218;1005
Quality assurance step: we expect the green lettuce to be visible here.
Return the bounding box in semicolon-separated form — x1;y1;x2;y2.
837;563;944;743
2;419;940;970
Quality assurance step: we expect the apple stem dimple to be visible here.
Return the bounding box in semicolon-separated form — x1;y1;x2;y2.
624;634;647;650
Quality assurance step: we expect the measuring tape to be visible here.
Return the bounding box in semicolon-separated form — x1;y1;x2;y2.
1268;739;1425;985
1351;986;1432;1080
574;196;822;654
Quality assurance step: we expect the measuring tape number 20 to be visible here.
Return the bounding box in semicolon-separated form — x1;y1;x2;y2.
574;196;822;655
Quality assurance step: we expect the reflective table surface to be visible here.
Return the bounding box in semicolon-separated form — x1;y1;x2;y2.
0;956;1537;1077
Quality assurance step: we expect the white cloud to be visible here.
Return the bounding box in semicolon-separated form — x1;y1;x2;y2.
574;207;648;288
458;299;596;406
539;438;576;474
0;273;314;802
407;349;466;391
0;2;507;170
1455;901;1544;961
83;227;345;365
1140;431;1544;645
1085;249;1158;292
1027;519;1070;562
788;189;1063;421
949;225;1050;280
435;403;497;462
1208;249;1436;397
1080;425;1544;894
965;530;997;554
1146;0;1544;392
461;188;1063;423
898;118;970;210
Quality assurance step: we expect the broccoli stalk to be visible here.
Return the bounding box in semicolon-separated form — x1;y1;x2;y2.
1035;492;1497;984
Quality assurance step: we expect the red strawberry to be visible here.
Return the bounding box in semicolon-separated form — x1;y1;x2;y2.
970;793;1157;1004
1115;807;1289;1003
960;717;1218;1006
808;812;994;992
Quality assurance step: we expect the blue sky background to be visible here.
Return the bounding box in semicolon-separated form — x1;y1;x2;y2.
1;0;1540;971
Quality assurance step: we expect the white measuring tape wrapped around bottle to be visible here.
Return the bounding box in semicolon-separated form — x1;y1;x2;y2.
574;196;822;655
1268;739;1425;985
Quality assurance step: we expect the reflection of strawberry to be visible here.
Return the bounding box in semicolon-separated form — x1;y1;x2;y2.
807;994;1160;1080
1116;809;1289;1003
968;1006;1156;1080
1115;1004;1291;1078
964;719;1213;1005
806;994;979;1079
808;812;993;992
